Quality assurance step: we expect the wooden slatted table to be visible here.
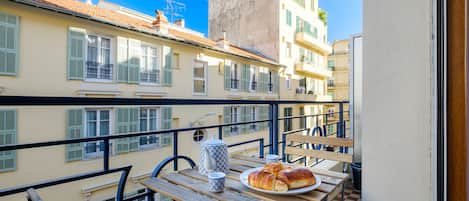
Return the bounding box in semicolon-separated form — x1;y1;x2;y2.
141;155;348;201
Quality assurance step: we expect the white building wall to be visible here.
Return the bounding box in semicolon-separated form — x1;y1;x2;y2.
362;0;433;200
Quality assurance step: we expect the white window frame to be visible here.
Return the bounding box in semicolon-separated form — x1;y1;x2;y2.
230;63;240;90
85;34;114;82
193;60;208;95
140;44;161;85
286;75;292;90
249;66;257;92
139;108;160;150
84;109;112;159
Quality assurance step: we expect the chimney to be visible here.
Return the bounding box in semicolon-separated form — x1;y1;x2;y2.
217;30;230;50
152;10;169;34
174;19;185;28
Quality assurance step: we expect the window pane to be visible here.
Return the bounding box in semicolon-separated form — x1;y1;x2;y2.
194;80;205;93
0;26;5;49
193;66;204;78
101;38;110;48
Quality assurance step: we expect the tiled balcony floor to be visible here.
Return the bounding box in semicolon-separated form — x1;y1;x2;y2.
333;179;361;201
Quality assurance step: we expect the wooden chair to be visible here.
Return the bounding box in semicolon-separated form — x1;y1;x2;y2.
26;188;42;201
285;134;353;201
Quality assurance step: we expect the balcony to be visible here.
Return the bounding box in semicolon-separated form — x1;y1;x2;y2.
295;62;333;79
0;96;353;201
295;32;332;55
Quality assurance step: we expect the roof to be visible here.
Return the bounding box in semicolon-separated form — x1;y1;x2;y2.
10;0;281;66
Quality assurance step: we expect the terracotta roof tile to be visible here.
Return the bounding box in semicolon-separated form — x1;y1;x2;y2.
25;0;279;65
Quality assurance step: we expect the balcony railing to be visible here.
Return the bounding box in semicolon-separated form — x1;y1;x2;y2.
230;79;239;89
0;96;349;201
86;61;113;80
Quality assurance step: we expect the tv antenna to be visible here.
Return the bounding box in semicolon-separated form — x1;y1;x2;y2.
164;0;186;23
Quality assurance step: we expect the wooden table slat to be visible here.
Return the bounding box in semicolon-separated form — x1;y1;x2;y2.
229;158;265;168
141;178;216;201
162;173;260;201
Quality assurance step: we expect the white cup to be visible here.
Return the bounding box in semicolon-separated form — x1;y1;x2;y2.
266;154;279;164
208;172;225;192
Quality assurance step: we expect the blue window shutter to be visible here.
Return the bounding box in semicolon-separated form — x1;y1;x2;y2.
66;109;83;162
0;110;16;171
128;108;139;151
0;13;18;75
273;71;279;93
224;60;231;90
240;106;247;134
162;46;173;86
128;39;141;84
161;107;172;146
223;107;231;136
117;37;129;82
115;108;130;154
67;27;86;80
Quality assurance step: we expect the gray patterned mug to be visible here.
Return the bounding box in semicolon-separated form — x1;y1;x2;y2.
208;172;225;193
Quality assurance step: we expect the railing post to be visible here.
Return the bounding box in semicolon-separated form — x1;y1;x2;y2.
339;102;344;138
218;126;223;140
173;131;178;171
259;139;264;158
103;139;110;171
282;133;286;162
269;104;279;155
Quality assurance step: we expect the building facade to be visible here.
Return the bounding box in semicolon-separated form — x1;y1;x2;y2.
0;0;287;200
209;0;333;134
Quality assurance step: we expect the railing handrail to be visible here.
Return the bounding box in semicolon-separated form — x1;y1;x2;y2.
0;96;349;106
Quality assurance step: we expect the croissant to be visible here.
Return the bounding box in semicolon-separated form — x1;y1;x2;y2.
262;163;285;176
277;167;316;189
248;170;289;192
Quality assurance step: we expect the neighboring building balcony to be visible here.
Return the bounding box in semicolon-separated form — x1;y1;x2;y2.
295;32;332;55
295;62;333;79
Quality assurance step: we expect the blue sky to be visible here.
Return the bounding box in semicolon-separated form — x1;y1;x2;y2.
88;0;361;42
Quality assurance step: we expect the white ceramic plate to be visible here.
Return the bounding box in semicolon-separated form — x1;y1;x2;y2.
239;167;322;195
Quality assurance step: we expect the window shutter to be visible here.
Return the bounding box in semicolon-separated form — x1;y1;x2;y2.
128;108;139;151
240;106;247;134
0;110;16;171
115;108;130;154
117;37;129;82
223;107;231;136
66;109;83;162
245;106;252;133
161;107;172;146
162;46;173;86
273;71;279;93
243;64;251;92
0;13;18;75
224;60;231;90
128;39;141;84
258;72;266;93
67;27;86;80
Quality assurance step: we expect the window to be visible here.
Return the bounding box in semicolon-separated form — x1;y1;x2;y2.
299;107;306;129
230;63;239;89
139;108;160;149
328;60;335;70
172;52;180;69
84;110;110;158
283;107;293;132
0;110;16;171
230;107;240;134
140;45;160;84
286;42;292;58
0;13;18;75
249;66;257;91
86;35;112;80
193;61;207;94
286;75;291;90
286;10;292;26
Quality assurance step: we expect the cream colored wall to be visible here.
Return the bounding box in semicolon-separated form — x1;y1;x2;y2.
362;0;433;200
0;1;280;201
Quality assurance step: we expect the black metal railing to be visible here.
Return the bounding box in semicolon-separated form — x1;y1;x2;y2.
230;79;239;89
0;96;349;201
